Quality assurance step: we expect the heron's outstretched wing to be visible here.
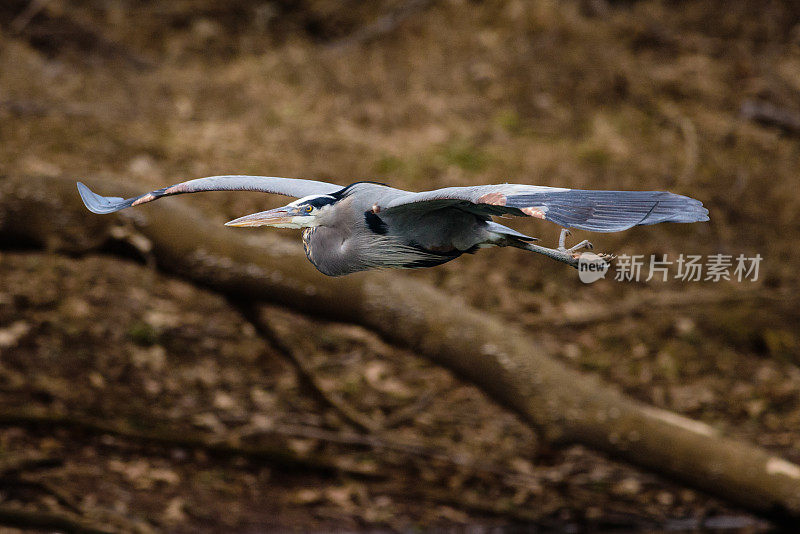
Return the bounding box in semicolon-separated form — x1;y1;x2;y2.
383;184;709;232
77;175;343;214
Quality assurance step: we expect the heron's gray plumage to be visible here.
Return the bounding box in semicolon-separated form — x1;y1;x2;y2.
76;175;709;276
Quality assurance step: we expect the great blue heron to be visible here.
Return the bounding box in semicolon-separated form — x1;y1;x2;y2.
77;176;709;276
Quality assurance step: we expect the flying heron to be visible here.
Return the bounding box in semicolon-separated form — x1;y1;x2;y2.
77;176;709;276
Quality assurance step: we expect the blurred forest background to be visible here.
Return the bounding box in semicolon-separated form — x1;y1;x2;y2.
1;0;800;532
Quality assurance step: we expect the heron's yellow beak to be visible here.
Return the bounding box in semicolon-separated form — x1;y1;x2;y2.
225;206;307;229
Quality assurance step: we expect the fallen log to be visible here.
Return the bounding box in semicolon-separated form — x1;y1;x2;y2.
2;174;799;523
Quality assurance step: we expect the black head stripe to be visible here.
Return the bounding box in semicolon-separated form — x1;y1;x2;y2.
332;181;389;200
300;195;337;209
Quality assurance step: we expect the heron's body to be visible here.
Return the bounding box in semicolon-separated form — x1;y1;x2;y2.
298;183;495;275
76;175;709;276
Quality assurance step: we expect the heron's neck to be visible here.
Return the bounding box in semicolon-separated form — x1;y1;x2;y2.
301;226;353;276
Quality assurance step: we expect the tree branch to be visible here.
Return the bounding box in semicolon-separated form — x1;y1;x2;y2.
0;506;114;534
230;300;381;433
0;407;382;480
741;99;800;136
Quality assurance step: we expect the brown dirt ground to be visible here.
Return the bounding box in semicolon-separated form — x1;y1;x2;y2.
1;0;799;531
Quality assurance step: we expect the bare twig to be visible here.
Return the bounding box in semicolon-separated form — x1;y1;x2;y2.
232;300;381;433
10;0;54;34
381;483;554;525
527;288;791;329
0;99;103;120
256;422;443;461
0;453;85;518
382;389;436;429
659;103;698;183
0;478;82;514
325;0;435;51
239;421;540;483
8;7;152;70
230;303;535;478
0;453;63;478
0;406;524;490
741;99;800;136
0;408;382;480
0;506;113;534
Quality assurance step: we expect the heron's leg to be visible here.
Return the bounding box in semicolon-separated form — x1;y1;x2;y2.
558;228;570;249
514;230;614;269
558;228;593;253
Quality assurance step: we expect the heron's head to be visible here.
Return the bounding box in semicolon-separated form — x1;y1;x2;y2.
224;194;337;229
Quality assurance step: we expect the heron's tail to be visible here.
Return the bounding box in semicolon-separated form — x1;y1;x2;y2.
485;221;537;244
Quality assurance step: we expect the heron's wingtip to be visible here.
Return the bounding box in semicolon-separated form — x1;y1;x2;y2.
693;203;710;223
76;181;129;214
76;181;90;199
76;182;100;213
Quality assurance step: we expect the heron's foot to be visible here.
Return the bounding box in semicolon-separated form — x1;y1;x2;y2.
564;239;593;253
557;228;593;253
518;229;615;269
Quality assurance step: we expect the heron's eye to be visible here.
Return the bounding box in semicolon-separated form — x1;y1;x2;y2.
304;205;313;213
